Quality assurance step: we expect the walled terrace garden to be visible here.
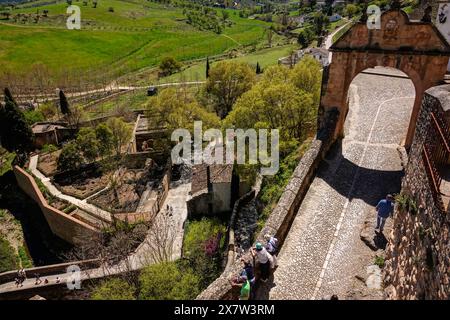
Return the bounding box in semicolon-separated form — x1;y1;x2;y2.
29;115;172;230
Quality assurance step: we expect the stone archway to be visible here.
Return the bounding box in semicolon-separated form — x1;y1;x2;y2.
319;9;450;149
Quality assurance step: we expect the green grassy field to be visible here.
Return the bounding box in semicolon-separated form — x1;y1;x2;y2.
0;0;272;85
160;44;297;83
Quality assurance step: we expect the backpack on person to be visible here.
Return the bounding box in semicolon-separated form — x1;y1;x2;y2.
240;280;251;300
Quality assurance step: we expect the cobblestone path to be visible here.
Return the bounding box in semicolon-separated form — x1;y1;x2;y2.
265;68;415;300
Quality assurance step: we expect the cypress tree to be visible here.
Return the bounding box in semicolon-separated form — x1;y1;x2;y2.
0;88;34;154
256;62;261;74
59;89;70;115
4;87;15;105
206;57;210;78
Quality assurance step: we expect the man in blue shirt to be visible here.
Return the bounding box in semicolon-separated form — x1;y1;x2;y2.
375;194;395;232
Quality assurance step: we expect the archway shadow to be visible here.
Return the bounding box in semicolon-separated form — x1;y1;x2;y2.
255;139;405;299
317;140;404;207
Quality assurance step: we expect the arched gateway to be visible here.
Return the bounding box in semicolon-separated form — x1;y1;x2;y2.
319;9;450;148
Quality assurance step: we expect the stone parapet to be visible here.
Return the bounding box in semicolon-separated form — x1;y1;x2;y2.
196;112;337;300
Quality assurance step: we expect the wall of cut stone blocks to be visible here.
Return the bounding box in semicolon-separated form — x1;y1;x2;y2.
384;85;450;300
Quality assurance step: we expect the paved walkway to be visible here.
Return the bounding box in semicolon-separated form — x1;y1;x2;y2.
29;155;112;223
264;68;415;300
130;181;190;266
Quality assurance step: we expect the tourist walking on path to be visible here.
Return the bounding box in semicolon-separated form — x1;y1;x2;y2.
264;234;278;268
34;273;42;285
375;194;395;232
251;242;273;282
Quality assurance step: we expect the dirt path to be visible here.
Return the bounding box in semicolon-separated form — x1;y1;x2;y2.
259;68;415;300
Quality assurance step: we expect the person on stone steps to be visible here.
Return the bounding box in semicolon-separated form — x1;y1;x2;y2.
251;242;273;283
375;194;395;232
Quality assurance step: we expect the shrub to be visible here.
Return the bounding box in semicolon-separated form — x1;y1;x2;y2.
57;142;83;172
0;236;18;272
159;56;182;76
91;278;136;300
76;127;99;163
23;109;45;125
18;246;33;268
139;261;200;300
41;144;58;153
183;218;225;256
183;218;226;288
374;255;385;268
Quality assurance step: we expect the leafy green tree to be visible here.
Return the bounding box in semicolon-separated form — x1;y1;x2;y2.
297;28;314;48
146;88;220;133
289;55;323;105
139;261;200;300
344;4;359;18
23;109;45;125
57;141;83;172
324;0;334;16
312;11;329;36
95;123;114;158
106;117;132;156
205;61;255;119
224;59;321;154
91;278;136;300
0;88;34;154
76;127;99;163
59;90;70;115
159;57;182;77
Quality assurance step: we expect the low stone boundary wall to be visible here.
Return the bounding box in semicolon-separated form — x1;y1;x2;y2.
0;259;100;284
13;166;100;245
197;114;337;299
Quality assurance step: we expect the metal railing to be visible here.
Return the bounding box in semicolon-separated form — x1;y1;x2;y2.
422;112;450;212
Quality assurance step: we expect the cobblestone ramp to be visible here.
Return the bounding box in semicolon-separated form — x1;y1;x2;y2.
264;68;415;300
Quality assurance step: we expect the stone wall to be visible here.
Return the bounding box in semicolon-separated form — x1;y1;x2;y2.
13;166;100;245
384;85;450;300
0;259;100;284
196;111;338;299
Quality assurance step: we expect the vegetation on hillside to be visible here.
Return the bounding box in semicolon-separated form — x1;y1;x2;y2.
0;235;17;273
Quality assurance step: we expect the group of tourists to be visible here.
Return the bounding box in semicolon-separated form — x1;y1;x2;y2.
228;193;395;300
14;269;26;288
14;269;61;288
230;234;278;300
